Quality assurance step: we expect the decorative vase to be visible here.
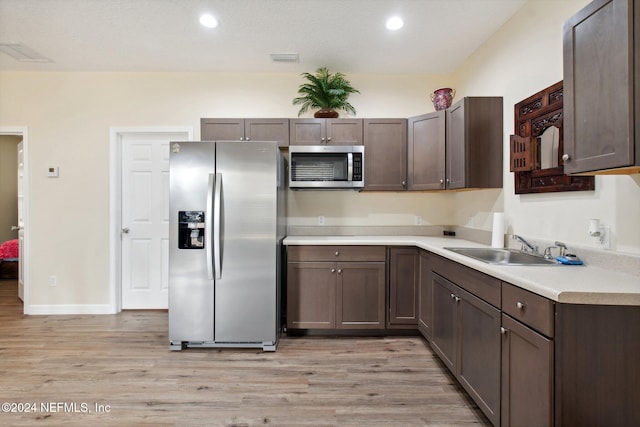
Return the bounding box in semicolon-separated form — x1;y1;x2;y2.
314;109;339;118
430;88;456;111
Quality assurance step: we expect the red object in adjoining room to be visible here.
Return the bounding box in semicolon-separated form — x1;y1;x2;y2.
0;239;19;259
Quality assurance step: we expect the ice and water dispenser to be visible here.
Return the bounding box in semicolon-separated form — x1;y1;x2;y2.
178;211;205;249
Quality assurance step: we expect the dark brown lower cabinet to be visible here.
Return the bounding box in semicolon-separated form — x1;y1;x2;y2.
555;304;640;427
417;250;432;339
430;272;501;426
388;247;419;328
501;314;553;427
286;246;386;330
336;262;385;329
287;262;336;329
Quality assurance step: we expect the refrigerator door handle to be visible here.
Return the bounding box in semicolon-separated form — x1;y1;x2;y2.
347;152;353;181
213;172;222;280
205;174;215;280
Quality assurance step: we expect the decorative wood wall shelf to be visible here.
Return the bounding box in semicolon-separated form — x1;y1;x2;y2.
510;81;594;194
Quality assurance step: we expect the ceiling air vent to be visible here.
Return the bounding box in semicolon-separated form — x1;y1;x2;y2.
270;53;299;63
0;43;52;62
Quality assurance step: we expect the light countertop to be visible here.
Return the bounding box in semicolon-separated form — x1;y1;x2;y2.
284;235;640;306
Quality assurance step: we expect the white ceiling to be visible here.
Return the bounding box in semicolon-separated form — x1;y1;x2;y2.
0;0;528;74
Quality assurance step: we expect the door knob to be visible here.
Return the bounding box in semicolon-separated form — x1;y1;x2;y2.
121;227;130;234
562;154;570;161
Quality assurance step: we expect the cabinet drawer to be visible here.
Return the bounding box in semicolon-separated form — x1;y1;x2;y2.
430;254;501;307
502;282;554;337
288;245;386;262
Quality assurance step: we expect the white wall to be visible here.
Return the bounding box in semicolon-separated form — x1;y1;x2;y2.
452;0;640;254
0;71;453;306
1;0;638;309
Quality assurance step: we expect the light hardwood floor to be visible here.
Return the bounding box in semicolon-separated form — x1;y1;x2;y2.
0;280;489;426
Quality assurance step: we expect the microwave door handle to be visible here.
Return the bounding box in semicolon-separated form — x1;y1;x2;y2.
347;152;353;181
205;174;215;280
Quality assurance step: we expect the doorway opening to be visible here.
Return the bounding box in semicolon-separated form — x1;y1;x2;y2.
0;127;28;313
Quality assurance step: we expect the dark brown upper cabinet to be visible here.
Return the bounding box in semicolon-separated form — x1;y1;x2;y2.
446;97;503;190
408;97;503;191
289;118;363;146
563;0;640;174
363;119;408;191
201;118;289;147
509;81;594;194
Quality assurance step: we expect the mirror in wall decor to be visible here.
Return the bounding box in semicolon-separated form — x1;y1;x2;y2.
510;80;594;194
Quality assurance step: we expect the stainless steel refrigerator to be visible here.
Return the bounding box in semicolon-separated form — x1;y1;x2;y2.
168;140;285;351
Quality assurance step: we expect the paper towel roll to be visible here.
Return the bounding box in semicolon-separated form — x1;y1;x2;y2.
491;212;505;248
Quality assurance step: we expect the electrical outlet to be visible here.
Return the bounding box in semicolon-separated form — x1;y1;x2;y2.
49;275;57;287
318;215;325;225
596;226;610;249
415;215;422;225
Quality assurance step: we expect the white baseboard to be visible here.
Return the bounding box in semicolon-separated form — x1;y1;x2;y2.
24;304;117;315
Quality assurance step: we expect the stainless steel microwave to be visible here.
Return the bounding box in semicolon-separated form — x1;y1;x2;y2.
289;145;365;189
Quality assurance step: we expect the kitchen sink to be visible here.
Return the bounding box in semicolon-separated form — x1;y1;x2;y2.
444;247;559;266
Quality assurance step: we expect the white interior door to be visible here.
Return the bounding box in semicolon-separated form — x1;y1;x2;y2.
16;141;24;301
121;132;183;309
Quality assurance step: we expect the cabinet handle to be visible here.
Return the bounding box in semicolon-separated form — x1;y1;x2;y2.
335;251;340;256
402;180;406;187
321;137;326;143
501;327;507;335
516;301;525;310
440;179;444;187
245;137;250;141
331;268;336;273
450;293;456;300
239;137;244;141
562;154;570;161
455;296;461;302
337;269;342;274
327;137;332;142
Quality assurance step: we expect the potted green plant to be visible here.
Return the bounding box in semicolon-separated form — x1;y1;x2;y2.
293;67;360;118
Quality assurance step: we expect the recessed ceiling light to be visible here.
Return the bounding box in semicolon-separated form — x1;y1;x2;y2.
386;16;404;31
199;14;218;28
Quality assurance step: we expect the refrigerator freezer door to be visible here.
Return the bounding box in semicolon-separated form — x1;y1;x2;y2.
169;141;215;343
214;141;279;343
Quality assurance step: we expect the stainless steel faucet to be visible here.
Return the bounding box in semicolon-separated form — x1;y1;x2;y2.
543;241;568;260
554;241;567;257
512;234;539;254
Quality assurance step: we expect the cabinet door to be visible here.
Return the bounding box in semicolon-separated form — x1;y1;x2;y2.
563;0;636;173
244;119;289;147
445;97;503;189
446;101;466;189
336;262;385;329
418;250;432;340
200;118;245;141
501;314;553;427
388;247;419;326
363;119;408;191
287;262;336;329
430;273;457;372
289;119;326;145
457;286;501;427
408;111;446;190
326;119;363;145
